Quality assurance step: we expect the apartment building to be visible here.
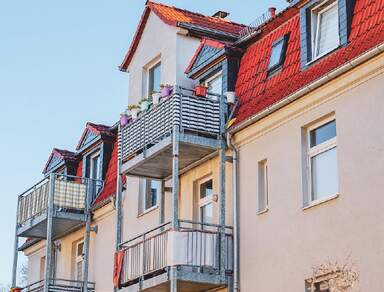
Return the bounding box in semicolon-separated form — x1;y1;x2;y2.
12;123;120;292
228;0;384;291
11;0;384;291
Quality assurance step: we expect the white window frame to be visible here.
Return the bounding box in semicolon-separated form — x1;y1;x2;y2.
311;0;340;61
75;241;84;281
257;159;269;214
306;117;339;206
138;179;160;216
203;71;223;96
146;60;161;97
198;177;214;224
89;150;101;181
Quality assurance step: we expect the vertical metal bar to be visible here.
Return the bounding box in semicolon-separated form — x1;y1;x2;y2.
115;124;123;292
82;178;92;292
170;123;179;291
44;173;55;292
159;180;165;226
11;196;20;288
219;146;226;282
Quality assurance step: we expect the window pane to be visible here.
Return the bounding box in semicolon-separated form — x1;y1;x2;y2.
149;62;161;94
207;74;222;95
200;180;213;199
310;120;336;147
145;180;160;210
201;203;213;224
268;39;284;70
316;4;339;56
311;147;338;200
258;160;268;212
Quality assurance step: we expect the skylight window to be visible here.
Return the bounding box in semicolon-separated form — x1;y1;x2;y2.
268;34;289;74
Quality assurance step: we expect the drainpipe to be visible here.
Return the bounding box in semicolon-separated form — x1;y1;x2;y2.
227;131;240;292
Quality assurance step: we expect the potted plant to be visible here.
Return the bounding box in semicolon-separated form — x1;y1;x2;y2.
160;84;173;98
120;109;129;126
139;97;150;111
128;104;139;120
152;91;162;105
195;84;208;97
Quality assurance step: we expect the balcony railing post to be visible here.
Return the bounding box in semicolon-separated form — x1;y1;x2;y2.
44;173;55;292
11;196;20;288
82;178;92;292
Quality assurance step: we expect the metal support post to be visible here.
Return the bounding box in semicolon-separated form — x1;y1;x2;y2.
159;180;165;226
82;178;92;292
44;173;55;292
219;146;226;282
11;197;20;288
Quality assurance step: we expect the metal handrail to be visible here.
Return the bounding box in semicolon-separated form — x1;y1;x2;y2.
16;173;104;226
20;278;96;292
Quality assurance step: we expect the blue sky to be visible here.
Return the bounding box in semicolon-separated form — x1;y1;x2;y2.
0;0;288;286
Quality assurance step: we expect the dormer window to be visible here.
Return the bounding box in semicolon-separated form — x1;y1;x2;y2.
203;71;222;95
311;0;339;59
148;61;161;96
268;35;289;75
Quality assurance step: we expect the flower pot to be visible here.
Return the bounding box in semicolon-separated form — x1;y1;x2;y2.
130;108;139;120
140;100;150;111
152;92;162;105
120;113;129;127
225;91;236;104
161;86;172;98
195;85;208;97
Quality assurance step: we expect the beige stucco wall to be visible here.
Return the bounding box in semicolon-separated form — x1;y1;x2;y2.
234;53;384;291
126;11;200;105
24;203;116;292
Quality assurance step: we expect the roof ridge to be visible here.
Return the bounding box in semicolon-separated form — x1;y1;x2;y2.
147;0;246;28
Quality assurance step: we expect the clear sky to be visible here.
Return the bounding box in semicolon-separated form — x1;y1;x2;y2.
0;0;288;287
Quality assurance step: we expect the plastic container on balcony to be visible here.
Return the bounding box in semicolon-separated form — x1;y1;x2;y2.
152;92;162;105
120;112;129;126
140;99;150;112
195;85;208;97
160;85;173;98
225;91;236;104
128;105;139;120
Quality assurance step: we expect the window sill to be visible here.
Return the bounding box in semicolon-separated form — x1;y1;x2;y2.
257;208;269;215
303;193;339;211
306;45;340;67
138;205;159;217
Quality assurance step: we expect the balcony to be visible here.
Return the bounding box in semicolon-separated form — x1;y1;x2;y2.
20;279;95;292
120;87;225;179
117;220;233;292
16;173;103;239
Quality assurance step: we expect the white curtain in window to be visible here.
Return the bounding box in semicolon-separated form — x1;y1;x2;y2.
316;4;339;56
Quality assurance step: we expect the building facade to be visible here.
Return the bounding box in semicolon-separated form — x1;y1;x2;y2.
11;0;384;291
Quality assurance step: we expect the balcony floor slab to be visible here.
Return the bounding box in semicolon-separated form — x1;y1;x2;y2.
121;134;221;179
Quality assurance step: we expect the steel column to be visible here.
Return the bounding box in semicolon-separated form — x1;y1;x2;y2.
170;124;180;292
11;197;20;288
44;173;55;292
82;179;92;292
159;180;165;225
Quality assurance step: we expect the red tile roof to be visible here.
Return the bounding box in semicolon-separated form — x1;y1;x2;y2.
119;1;245;72
233;0;384;127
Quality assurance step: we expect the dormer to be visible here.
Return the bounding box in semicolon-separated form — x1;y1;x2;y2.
43;148;79;176
185;38;243;96
76;123;116;184
119;1;245;105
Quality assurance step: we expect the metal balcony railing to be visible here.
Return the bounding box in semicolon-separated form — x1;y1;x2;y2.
16;173;103;229
21;278;95;292
118;220;233;287
120;87;223;162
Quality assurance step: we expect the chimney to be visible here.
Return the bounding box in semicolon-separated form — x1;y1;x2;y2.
269;7;276;18
212;11;230;19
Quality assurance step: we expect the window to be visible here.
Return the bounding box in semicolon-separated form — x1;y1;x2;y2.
75;241;84;281
40;256;46;280
204;72;222;96
139;179;160;214
199;179;214;227
311;1;340;59
257;159;269;213
307;119;338;203
148;62;161;96
268;35;289;74
89;151;102;196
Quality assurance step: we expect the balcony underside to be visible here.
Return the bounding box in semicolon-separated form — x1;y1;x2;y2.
121;133;221;179
120;268;228;292
17;211;86;238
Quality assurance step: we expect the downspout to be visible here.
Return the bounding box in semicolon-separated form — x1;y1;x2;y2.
227;132;240;292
